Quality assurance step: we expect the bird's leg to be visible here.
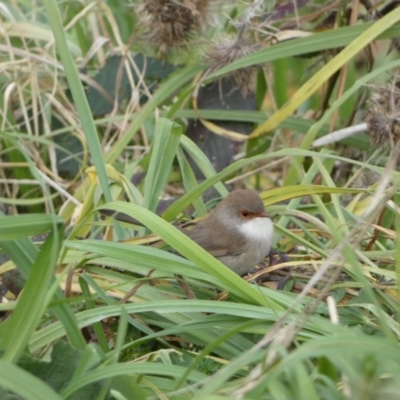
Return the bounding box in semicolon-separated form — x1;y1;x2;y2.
247;250;292;289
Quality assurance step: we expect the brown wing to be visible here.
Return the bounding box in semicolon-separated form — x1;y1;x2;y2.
185;219;246;257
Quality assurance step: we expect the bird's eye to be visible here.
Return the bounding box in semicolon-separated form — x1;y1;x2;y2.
241;211;249;217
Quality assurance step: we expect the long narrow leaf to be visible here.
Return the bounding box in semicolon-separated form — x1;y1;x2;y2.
2;226;63;362
0;214;64;241
143;118;182;212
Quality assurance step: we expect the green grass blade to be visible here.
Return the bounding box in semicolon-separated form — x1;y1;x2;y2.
79;276;110;353
0;214;64;240
177;145;207;216
61;363;207;399
1;226;63;362
179;135;229;198
0;238;86;350
143;118;182;212
42;0;118;244
207;22;400;81
0;360;62;400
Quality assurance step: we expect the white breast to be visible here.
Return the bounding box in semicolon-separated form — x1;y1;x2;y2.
238;217;274;244
217;217;274;275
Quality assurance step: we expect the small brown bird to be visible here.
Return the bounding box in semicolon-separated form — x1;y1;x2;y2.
185;189;273;275
103;189;274;275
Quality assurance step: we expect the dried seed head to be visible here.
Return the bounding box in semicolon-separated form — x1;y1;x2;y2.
369;81;400;109
364;80;400;146
139;0;209;55
204;36;262;96
364;108;400;146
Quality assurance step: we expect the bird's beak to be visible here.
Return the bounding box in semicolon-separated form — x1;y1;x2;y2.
258;211;269;218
